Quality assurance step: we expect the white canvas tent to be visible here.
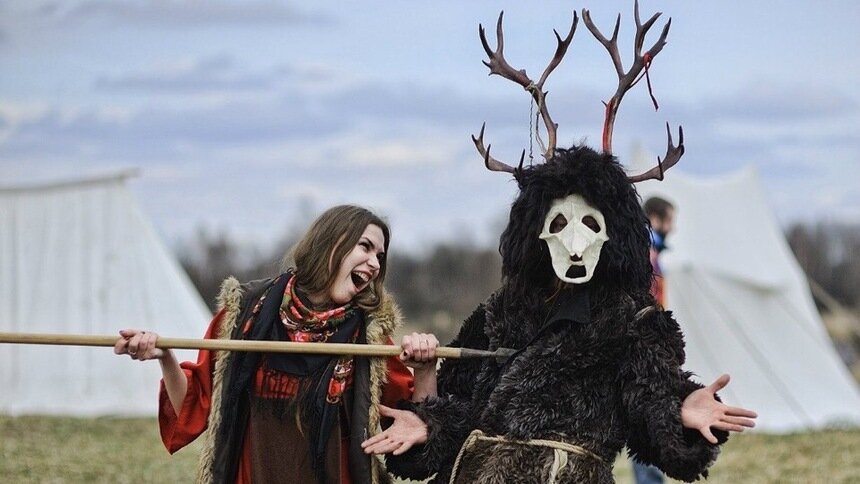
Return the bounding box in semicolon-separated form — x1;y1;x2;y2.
634;161;860;432
0;171;211;416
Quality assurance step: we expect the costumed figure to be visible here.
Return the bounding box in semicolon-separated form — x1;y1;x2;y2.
115;205;440;484
373;4;757;483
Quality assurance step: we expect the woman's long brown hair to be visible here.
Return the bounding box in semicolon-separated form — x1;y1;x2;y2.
285;205;390;311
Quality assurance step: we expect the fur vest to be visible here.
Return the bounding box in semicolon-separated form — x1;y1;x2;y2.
196;276;401;484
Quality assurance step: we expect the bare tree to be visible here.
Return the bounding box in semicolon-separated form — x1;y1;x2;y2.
787;222;860;309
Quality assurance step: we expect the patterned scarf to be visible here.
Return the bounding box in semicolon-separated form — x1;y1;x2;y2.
276;274;360;405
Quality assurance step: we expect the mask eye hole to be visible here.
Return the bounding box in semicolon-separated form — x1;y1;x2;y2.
549;214;568;233
582;215;600;233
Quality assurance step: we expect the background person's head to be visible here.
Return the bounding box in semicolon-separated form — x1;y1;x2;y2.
643;196;675;238
288;205;390;311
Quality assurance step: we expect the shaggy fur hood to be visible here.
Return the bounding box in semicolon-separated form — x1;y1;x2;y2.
500;145;653;297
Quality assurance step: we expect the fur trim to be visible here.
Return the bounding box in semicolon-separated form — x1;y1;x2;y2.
196;277;242;484
365;293;402;484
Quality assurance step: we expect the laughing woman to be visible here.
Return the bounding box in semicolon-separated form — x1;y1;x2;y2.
115;205;438;484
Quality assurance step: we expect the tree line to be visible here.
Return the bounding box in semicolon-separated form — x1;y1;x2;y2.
786;222;860;310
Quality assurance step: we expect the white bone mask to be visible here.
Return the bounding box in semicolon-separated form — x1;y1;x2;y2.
539;194;609;284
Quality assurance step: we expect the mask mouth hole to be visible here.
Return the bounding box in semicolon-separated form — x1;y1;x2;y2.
565;265;586;279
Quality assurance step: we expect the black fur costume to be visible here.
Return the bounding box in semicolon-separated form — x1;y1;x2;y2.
386;146;727;483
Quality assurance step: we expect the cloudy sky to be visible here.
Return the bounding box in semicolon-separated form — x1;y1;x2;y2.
1;0;858;254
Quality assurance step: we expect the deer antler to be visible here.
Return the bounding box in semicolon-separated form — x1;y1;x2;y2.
582;0;684;182
627;124;684;183
472;11;578;171
472;123;525;174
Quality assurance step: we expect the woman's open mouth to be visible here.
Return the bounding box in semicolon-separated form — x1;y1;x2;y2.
351;270;371;288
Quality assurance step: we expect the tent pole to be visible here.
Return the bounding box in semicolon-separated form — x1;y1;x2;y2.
808;278;860;340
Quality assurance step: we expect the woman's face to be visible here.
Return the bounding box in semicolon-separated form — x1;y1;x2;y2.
327;224;386;305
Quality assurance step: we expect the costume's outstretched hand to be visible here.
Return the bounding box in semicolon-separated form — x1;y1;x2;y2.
681;374;758;444
361;405;428;456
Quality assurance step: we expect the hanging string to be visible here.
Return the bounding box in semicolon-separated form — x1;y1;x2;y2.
534;100;546;157
526;83;547;161
528;96;535;165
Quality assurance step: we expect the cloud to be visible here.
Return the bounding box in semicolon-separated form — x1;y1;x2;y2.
694;84;859;122
0;94;348;163
7;73;856;176
311;130;464;169
5;68;857;232
612;80;860;188
95;55;272;94
93;56;346;96
0;76;691;176
327;82;512;127
325;80;612;144
56;0;331;28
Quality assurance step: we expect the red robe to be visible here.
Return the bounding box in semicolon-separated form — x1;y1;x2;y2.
158;308;415;483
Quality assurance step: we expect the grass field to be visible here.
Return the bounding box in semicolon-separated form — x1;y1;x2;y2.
1;416;858;483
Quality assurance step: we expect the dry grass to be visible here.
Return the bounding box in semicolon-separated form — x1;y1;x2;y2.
612;428;860;484
0;416;199;483
1;416;858;483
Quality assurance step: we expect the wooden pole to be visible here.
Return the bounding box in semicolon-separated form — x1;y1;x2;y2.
0;332;513;360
